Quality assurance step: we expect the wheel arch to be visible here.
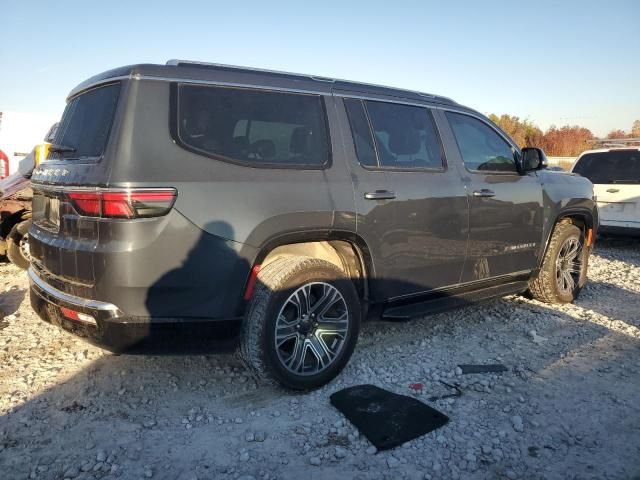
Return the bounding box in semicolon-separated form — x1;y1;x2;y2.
0;209;31;240
538;208;596;270
247;230;375;304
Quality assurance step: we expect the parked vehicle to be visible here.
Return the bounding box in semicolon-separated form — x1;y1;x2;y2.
28;61;598;389
0;158;33;268
571;147;639;236
0;125;57;268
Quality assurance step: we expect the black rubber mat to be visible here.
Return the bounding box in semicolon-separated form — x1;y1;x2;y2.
458;364;508;374
329;384;449;451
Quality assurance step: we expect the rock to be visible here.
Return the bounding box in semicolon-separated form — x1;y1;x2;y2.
144;467;153;478
334;446;348;459
245;432;255;442
309;456;321;466
511;415;524;432
455;367;463;376
387;456;400;468
254;431;266;442
96;450;107;462
366;445;377;455
63;467;79;478
239;451;250;462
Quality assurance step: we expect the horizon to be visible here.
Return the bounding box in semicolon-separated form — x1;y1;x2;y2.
1;0;639;137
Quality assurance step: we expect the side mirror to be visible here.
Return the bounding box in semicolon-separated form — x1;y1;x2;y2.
521;147;548;172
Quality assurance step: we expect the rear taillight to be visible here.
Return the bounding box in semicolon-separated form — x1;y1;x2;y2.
0;149;8;179
66;188;177;219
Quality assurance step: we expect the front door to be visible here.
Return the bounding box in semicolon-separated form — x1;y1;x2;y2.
437;110;544;282
334;93;469;300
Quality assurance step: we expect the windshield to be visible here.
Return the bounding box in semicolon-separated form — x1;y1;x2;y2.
573;150;640;184
50;83;120;160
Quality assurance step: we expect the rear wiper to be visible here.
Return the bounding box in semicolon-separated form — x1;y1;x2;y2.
48;144;76;153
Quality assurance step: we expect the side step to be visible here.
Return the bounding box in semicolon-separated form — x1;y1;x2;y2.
382;281;529;320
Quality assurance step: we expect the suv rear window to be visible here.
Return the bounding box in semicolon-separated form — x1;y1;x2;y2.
50;83;121;160
173;85;330;167
573;150;640;184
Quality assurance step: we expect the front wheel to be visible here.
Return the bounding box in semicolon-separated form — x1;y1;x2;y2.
240;256;361;390
7;220;32;270
528;223;589;304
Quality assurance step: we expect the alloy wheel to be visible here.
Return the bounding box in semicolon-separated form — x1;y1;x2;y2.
19;233;30;263
555;236;582;296
274;282;349;376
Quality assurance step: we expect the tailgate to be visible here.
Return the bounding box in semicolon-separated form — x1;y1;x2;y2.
594;183;640;223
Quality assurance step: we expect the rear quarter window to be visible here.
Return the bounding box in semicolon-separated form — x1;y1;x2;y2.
50;83;121;160
573;151;640;184
172;84;330;168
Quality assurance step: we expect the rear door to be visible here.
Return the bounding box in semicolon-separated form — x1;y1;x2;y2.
334;93;469;300
572;150;640;229
437;110;544;282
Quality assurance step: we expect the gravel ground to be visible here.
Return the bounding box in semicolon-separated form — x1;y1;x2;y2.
1;238;639;480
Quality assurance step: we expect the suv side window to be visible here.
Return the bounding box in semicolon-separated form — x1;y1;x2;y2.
446;112;517;173
173;84;330;167
343;99;377;167
366;101;443;169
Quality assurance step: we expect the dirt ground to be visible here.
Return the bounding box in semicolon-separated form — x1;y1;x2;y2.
1;238;639;480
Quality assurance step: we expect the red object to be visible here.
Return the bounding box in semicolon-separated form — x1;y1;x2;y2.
243;264;262;300
409;383;423;392
66;189;177;218
0;149;9;179
60;306;81;321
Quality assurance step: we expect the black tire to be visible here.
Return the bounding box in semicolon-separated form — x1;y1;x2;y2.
528;223;589;304
240;256;361;390
7;220;32;270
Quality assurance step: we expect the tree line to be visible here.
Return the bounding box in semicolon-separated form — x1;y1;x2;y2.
488;115;640;157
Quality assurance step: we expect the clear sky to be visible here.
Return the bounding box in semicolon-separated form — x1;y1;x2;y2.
1;0;638;137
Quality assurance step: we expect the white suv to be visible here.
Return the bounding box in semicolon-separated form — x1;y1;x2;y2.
572;147;640;236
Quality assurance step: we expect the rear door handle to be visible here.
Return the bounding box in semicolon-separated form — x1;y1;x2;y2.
473;189;495;198
606;188;620;193
364;190;396;200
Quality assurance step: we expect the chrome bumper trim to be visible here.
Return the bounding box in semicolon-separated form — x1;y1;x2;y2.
28;267;121;314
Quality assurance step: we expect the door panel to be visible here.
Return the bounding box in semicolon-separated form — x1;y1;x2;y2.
436;110;544;282
334;93;469;300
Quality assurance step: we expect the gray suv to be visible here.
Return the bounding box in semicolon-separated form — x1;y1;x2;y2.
28;60;598;389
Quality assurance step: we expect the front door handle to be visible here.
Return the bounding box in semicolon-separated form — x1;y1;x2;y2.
473;189;496;198
364;190;396;200
606;188;620;193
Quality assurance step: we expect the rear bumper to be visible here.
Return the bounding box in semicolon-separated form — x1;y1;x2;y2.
29;267;242;351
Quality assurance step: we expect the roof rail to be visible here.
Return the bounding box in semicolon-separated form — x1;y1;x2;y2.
166;59;456;104
592;137;640;147
166;59;335;83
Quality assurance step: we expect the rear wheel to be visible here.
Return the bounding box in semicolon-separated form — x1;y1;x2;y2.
240;256;360;390
528;223;588;304
7;220;32;270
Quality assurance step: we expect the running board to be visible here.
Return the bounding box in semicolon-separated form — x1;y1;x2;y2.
381;281;529;320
